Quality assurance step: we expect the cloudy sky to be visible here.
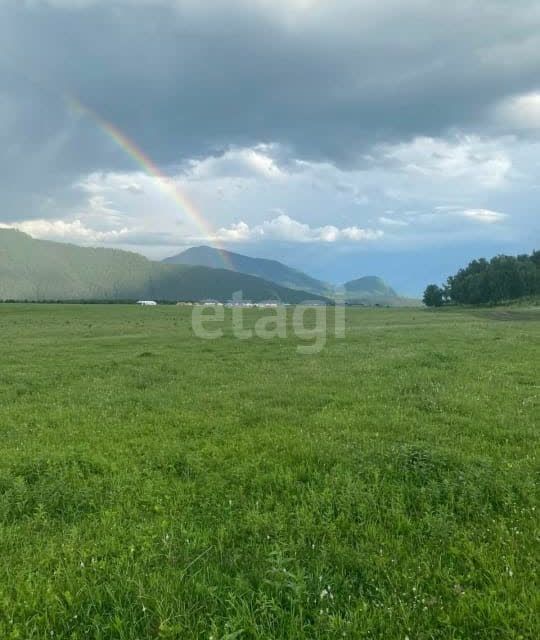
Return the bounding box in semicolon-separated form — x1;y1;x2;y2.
1;0;539;294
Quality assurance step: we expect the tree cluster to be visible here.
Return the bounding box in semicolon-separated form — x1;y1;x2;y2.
424;251;540;307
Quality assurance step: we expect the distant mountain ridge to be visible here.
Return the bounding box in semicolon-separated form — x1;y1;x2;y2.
163;246;331;296
0;230;329;303
164;245;414;305
0;231;418;306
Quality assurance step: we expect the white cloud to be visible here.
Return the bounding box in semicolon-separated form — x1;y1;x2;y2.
210;214;383;244
495;92;540;131
3;212;383;249
211;221;254;242
380;135;511;188
434;205;461;212
378;216;409;227
84;195;120;217
5;137;522;259
3;219;131;243
123;183;144;195
79;173;145;195
186;145;285;180
457;208;508;224
408;207;508;226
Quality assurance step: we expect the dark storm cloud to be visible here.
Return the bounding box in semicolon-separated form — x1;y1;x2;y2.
1;0;540;217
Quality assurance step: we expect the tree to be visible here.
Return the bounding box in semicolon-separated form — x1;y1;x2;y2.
429;251;539;306
423;284;444;307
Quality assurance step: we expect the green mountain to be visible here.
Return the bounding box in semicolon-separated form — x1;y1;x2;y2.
0;230;329;303
341;276;419;306
163;245;330;295
163;245;420;306
343;276;398;299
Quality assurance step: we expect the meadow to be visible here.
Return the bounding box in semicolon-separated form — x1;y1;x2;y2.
0;303;538;639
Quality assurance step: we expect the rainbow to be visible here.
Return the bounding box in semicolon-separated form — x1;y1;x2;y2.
66;95;234;270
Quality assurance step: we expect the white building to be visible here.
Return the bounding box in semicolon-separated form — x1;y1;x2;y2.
136;300;158;306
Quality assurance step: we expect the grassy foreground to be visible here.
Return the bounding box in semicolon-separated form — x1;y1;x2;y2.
0;304;538;639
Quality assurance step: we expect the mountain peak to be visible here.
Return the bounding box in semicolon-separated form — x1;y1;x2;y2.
343;276;397;299
163;245;330;296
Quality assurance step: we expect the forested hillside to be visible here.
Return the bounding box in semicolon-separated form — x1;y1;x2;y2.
0;230;329;303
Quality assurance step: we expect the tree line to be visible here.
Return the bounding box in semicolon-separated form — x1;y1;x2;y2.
423;251;540;307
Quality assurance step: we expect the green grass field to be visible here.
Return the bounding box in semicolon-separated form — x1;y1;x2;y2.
0;304;538;639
